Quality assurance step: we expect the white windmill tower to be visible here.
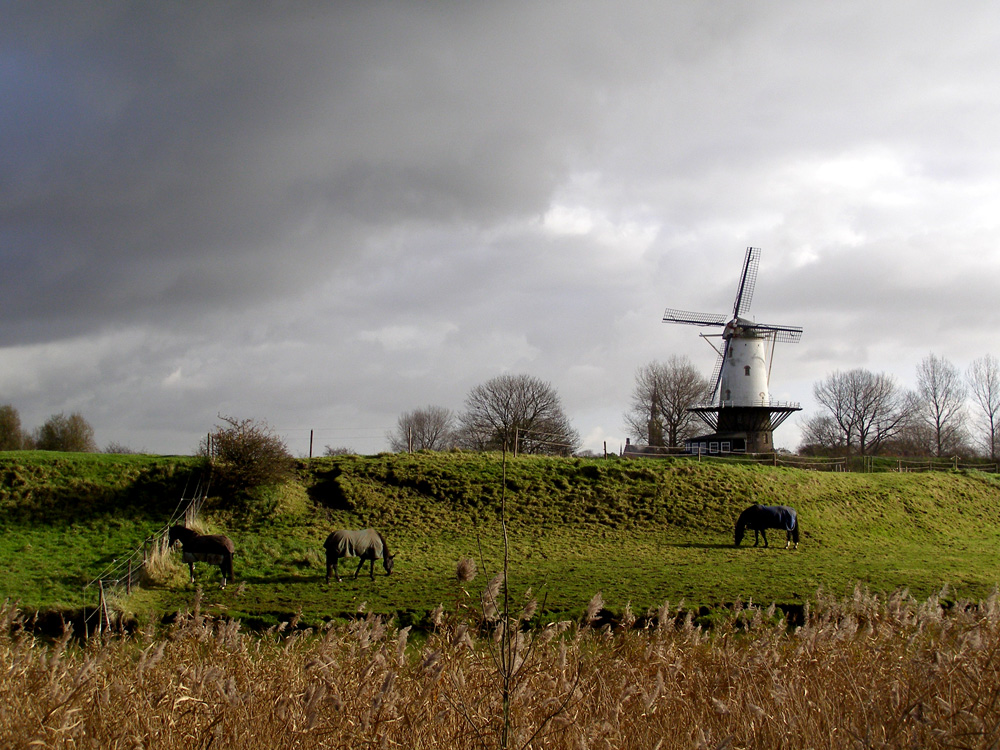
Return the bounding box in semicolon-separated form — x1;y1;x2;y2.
663;247;802;453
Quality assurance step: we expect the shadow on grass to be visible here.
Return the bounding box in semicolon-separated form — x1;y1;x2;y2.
668;542;735;550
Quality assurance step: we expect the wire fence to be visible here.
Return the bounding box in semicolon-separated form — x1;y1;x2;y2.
82;473;211;636
621;445;999;473
274;427;392;458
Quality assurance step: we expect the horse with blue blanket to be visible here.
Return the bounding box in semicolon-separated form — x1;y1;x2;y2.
734;504;799;549
168;525;236;587
324;529;395;582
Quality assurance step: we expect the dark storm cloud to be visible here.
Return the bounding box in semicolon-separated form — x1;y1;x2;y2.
2;2;616;343
5;1;1000;453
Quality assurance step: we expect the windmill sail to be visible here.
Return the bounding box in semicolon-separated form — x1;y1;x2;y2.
662;309;727;326
732;247;759;318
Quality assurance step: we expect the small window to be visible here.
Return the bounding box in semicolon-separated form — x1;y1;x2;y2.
709;442;719;453
721;441;731;452
744;365;751;376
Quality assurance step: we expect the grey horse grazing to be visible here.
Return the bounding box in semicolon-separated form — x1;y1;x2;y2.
168;525;236;588
324;529;395;582
734;504;799;549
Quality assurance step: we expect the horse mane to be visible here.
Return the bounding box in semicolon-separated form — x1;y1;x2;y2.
377;530;391;558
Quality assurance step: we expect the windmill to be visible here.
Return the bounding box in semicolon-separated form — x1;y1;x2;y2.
663;247;802;453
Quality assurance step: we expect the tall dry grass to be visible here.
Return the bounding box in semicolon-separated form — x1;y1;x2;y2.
3;585;1000;748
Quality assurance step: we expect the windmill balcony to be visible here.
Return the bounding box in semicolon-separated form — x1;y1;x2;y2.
692;398;802;410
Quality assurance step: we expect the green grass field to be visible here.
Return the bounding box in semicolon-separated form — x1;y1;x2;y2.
3;451;1000;629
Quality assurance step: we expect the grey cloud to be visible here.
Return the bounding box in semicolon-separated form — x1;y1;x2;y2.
4;1;1000;453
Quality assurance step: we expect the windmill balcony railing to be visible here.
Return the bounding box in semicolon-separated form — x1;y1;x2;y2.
691;399;802;410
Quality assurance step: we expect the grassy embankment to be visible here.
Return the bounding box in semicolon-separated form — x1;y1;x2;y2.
3;450;1000;628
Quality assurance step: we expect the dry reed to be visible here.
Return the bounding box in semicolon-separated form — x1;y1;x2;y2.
3;586;1000;748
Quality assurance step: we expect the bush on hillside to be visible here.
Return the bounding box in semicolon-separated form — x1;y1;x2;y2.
201;415;293;513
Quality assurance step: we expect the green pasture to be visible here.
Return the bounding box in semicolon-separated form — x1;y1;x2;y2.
2;451;1000;628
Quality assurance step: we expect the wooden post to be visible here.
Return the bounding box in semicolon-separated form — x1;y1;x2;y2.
97;581;105;636
309;429;314;459
603;441;607;459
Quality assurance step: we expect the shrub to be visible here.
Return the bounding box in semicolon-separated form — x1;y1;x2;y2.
34;412;97;452
202;416;293;511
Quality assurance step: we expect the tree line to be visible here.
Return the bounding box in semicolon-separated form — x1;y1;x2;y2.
388;373;580;456
800;353;999;459
0;406;97;452
620;352;1000;460
7;351;994;461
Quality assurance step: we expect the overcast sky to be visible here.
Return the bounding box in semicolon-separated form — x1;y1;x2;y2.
4;2;1000;455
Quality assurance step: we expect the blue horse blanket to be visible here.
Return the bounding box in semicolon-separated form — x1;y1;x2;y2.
759;505;797;531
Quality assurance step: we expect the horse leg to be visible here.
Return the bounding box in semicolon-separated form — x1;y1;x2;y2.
761;529;768;548
334;557;343;582
354;557;365;579
753;529;760;547
188;562;196;584
369;558;376;580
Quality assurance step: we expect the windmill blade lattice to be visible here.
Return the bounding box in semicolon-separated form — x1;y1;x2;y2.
708;344;727;401
732;247;760;318
662;309;727;326
743;323;803;344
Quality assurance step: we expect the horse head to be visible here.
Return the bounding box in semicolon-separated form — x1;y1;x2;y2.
383;553;396;575
168;525;194;547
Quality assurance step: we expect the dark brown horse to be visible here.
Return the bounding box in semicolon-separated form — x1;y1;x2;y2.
168;525;236;588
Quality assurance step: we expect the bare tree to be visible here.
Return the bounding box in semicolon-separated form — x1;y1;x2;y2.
812;369;912;455
389;406;457;452
967;354;1000;460
623;357;712;447
458;373;580;455
798;414;847;455
916;353;967;457
0;405;24;451
34;412;97;452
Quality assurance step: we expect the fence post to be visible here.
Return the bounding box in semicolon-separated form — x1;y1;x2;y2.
97;581;105;636
309;429;314;459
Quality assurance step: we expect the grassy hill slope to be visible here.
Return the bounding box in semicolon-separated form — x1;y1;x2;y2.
3;451;1000;627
